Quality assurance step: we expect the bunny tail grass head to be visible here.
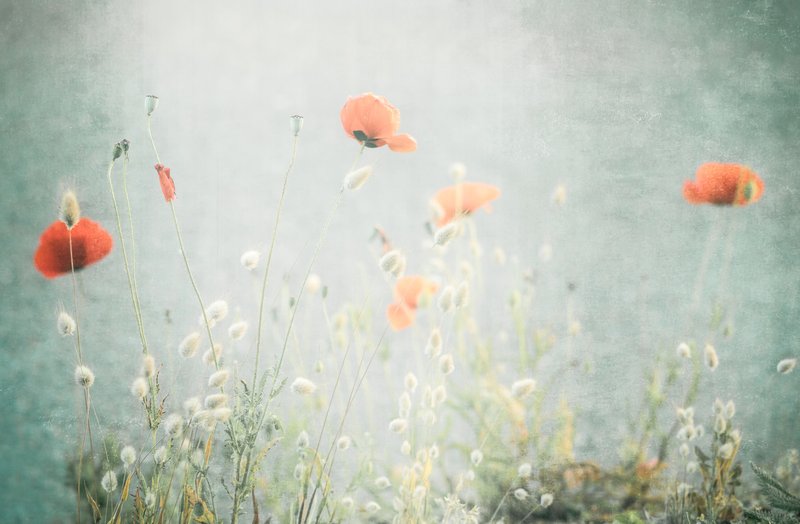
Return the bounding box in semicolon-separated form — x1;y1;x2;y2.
57;311;76;336
74;365;95;388
60;190;81;230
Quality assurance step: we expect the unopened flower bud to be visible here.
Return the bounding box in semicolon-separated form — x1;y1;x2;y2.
290;115;304;136
145;95;159;116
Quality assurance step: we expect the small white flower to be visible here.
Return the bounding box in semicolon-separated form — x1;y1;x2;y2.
778;358;797;375
714;414;727;434
130;377;148;399
343;165;374;190
514;488;528;501
511;378;536;399
240;250;260;270
57;312;76;336
518;462;532;478
101;471;117;493
389;418;408;434
228;321;247;340
208;369;230;388
120;445;136;467
439;354;455;375
704;343;719;371
470;449;483;467
337;436;352;450
540;493;554;508
291;377;317;395
676;342;691;359
178;332;201;358
375;476;391;489
74;365;95;388
420;409;437;426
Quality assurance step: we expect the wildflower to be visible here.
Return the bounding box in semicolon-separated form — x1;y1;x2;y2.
518;462;532;478
59;190;81;229
425;329;443;358
778;358;797;374
291;377;317;395
206;300;229;323
145;95;159;116
101;471;117;493
514;488;528;501
202;344;223;366
431;182;501;226
240;250;260;270
212;407;232;422
343;165;374;191
718;442;735;460
511;378;537;399
386;275;439;331
142;355;156;378
154;164;175;202
439;354;455;375
290;115;304;136
401;440;411;455
74;365;95;388
306;273;321;294
540;493;554;508
438;288;455;315
552;184;567;206
228;321;247;340
208;369;230;388
379;250;404;275
178;332;201;358
204;393;228;409
336;435;352;450
470;449;483;467
340;93;416;152
120;446;136;468
57;312;76;336
389;418;408;434
183;397;202;417
153;446;167;465
404;372;418;393
704;343;719;371
164;414;183;436
432;385;447;406
453;281;469;309
683;163;764;206
434;222;461;246
676;342;691;359
130;377;148;399
296;430;310;448
365;501;381;514
34;218;113;279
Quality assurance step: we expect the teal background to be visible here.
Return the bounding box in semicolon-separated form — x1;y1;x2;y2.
1;0;799;520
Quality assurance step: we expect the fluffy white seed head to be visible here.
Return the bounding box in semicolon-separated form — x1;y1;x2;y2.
365;501;380;514
434;222;461;247
432;385;447;407
379;250;404;275
183;397;202;417
453;282;470;309
202;344;224;366
679;443;690;458
429;444;440;460
343;165;374;190
179;332;201;358
375;476;391;489
401;440;411;455
212;407;232;422
540;493;554;508
704;344;719;371
208;369;230;388
131;377;148;399
291;377;317;395
153;446;167;465
511;378;536;399
164;414;183;436
142;355;156;378
714;414;727;434
718;442;735;460
470;449;483;467
389;418;408;434
57;312;76;336
204;393;229;409
120;445;136;467
438;286;454;313
398;392;411;417
306;273;322;294
514;488;528;501
725;400;736;419
778;358;797;375
240;250;260;270
518;462;532;478
296;430;310;449
60;190;81;229
101;471;117;493
206;300;229;323
228;321;247;340
337;436;352;451
404;372;418;393
74;365;95;388
439;354;455;375
340;497;354;511
425;329;443;358
676;342;691;359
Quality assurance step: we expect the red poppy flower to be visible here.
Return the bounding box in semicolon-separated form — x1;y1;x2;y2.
33;219;113;278
340;93;417;152
431;182;501;226
155;163;176;202
386;275;439;331
683;163;764;206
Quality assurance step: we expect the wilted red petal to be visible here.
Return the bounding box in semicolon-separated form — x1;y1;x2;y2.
34;219;113;278
155;163;176;202
382;134;417;153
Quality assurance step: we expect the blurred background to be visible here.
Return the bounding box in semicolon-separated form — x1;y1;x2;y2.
1;0;799;520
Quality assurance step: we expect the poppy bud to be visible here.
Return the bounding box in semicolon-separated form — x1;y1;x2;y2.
290;115;304;136
112;142;124;161
145;95;159;116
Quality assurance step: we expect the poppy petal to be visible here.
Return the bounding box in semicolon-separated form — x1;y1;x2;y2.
387;302;415;331
383;134;417;153
34;219;113;278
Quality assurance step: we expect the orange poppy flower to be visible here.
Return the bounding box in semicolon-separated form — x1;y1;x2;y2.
432;182;501;226
386;275;439;331
34;219;113;278
155;163;176;202
683;163;764;206
340;93;417;152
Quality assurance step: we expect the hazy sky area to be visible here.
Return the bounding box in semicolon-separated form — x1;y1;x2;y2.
1;0;799;520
